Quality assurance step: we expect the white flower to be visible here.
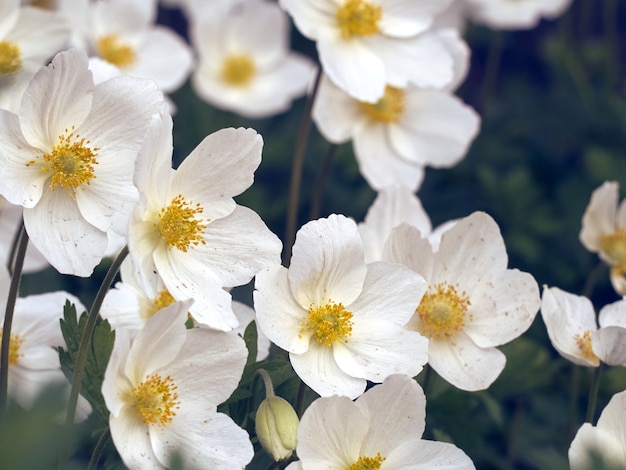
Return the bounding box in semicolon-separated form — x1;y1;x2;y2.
191;0;315;118
102;300;253;469
541;286;626;367
254;214;428;399
0;48;163;276
312;61;480;190
287;374;475;470
86;0;193;95
280;0;456;102
127;122;282;331
569;389;626;470
384;211;540;391
580;181;626;295
464;0;573;30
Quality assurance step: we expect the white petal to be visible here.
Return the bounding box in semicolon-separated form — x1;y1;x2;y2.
383;223;437;282
579;181;618;253
591;327;626;366
379;0;453;37
278;0;338;40
385;439;475;469
428;333;506;391
598;298;626;328
288;214;366;308
312;74;362;144
109;407;162;469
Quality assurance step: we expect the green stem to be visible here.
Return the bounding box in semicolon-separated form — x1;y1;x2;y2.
283;67;322;267
308;143;338;221
585;364;603;424
87;429;111;470
59;246;129;469
256;369;275;398
567;363;581;439
0;224;28;410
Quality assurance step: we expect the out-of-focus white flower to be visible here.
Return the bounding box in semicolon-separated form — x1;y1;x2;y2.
464;0;573;30
191;0;314;118
102;300;253;469
85;0;193;95
127;121;282;331
384;211;540;391
312;32;479;191
0;0;70;111
280;0;455;102
254;214;428;399
569;389;626;470
286;374;476;470
541;286;626;367
580;181;626;295
0;48;163;276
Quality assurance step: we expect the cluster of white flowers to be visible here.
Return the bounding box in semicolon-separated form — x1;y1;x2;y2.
0;0;593;469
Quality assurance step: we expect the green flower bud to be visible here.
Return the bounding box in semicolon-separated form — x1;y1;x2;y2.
255;395;299;461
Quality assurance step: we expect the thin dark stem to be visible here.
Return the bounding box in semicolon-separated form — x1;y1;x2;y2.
567;363;581;439
6;221;24;275
283;67;322;267
0;224;28;410
480;31;503;114
59;246;129;469
585;364;603;424
308;143;338;221
295;379;308;417
581;261;606;299
87;429;111;470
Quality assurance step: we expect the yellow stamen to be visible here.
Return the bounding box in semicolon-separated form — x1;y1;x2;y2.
300;301;353;347
131;373;180;426
34;127;99;196
0;329;24;366
97;34;136;68
600;229;626;267
416;283;470;340
154;195;208;252
0;41;22;75
346;453;386;470
220;54;256;87
337;0;382;39
575;330;599;363
359;85;406;123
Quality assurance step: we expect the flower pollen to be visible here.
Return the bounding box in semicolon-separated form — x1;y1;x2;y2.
300;301;354;347
0;329;24;366
221;54;256;87
131;373;180;426
575;330;599;364
600;229;626;269
337;0;382;39
359;85;406;123
346;453;386;470
143;289;177;320
155;194;208;252
97;34;137;68
0;41;22;75
416;283;470;340
37;127;99;195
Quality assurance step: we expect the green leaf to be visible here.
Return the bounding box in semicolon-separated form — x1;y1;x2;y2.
58;300;115;424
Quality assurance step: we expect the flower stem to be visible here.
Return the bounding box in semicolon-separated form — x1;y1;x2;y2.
309;143;338;221
0;224;28;410
59;246;129;469
283;67;322;267
87;429;111;470
585;364;603;424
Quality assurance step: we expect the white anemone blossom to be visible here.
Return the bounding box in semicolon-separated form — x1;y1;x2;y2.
580;181;626;295
280;0;456;102
569;389;626;470
464;0;573;30
254;214;428;399
286;374;475;469
102;300;253;469
127;119;282;331
541;286;626;367
0;48;163;276
384;211;540;391
191;0;315;118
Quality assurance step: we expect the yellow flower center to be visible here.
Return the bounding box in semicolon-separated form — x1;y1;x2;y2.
34;127;99;195
416;283;470;340
154;194;208;252
600;229;626;267
0;329;24;366
359;85;406;123
337;0;382;39
346;453;386;470
142;289;178;321
575;330;599;364
0;41;22;75
221;54;256;87
131;373;180;426
97;34;137;69
300;301;354;347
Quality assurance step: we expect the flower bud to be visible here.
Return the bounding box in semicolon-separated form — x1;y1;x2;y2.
255;395;299;461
